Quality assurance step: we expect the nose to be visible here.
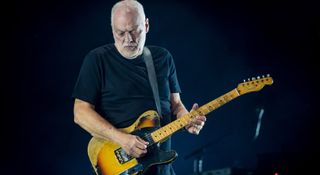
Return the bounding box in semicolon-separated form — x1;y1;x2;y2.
124;32;133;43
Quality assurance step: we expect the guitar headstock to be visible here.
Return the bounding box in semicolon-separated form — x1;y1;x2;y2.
237;74;273;95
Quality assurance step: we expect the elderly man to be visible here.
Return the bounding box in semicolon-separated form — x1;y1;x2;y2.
72;0;206;174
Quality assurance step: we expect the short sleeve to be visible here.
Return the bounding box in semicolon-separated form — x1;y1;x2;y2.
72;51;102;105
167;53;182;93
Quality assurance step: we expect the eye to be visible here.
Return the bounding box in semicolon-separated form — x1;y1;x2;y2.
118;32;125;36
131;29;141;35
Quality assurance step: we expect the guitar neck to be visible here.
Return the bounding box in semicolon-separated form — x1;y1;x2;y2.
150;88;241;143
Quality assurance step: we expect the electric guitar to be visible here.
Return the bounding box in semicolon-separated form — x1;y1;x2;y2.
87;75;273;175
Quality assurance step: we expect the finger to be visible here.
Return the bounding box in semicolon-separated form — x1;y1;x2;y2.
135;137;148;150
193;127;200;135
129;144;146;158
127;147;137;158
190;103;199;112
135;146;147;154
192;103;199;109
194;122;204;131
191;118;206;127
134;147;147;157
196;115;207;122
192;119;204;126
190;118;204;126
192;124;201;131
135;142;147;150
187;124;197;131
137;137;149;146
185;124;193;131
131;150;140;158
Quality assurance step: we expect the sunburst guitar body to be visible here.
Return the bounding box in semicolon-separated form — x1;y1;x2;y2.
87;110;177;175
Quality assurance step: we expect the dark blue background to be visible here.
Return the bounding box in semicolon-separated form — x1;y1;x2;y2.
7;0;319;174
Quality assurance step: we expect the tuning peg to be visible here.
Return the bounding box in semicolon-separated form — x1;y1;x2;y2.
262;75;265;78
243;79;246;82
247;78;250;81
267;74;270;77
252;77;256;80
257;76;260;79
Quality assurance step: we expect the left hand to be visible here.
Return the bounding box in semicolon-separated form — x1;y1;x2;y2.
185;103;206;135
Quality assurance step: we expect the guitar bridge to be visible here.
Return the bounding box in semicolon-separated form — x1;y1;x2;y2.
115;148;134;164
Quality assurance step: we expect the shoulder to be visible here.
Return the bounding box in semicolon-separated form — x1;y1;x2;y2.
87;44;114;58
83;44;115;63
146;45;173;59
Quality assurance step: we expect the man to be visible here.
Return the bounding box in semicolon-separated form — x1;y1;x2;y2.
72;0;206;174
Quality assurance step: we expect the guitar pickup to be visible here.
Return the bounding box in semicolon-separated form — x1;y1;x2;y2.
115;148;133;164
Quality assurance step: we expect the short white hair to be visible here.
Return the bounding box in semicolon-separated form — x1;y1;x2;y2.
111;0;146;26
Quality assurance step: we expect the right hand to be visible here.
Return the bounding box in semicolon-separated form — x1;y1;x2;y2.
118;133;149;158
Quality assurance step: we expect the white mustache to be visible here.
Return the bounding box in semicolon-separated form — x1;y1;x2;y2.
123;44;137;47
124;46;137;47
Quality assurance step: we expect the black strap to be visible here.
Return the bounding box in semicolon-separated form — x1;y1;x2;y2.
143;47;162;118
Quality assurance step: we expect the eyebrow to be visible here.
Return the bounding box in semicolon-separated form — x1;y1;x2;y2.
116;25;140;33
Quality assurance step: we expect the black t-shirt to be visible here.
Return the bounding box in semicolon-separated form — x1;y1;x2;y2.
72;44;181;128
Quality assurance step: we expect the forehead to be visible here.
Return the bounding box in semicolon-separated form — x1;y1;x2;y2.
113;8;144;30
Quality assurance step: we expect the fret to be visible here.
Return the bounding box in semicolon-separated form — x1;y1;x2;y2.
200;106;211;114
160;127;169;137
189;111;197;119
223;95;230;102
207;105;215;112
173;121;180;129
197;110;203;116
212;102;220;109
176;119;184;128
168;125;174;132
179;117;188;126
161;126;172;135
171;122;178;131
218;98;226;105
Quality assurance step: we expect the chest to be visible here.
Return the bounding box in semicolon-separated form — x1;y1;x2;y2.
100;59;171;99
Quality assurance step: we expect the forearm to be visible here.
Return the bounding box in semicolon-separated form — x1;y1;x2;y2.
172;101;189;119
73;100;124;144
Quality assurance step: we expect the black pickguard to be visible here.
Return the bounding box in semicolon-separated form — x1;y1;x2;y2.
131;128;178;175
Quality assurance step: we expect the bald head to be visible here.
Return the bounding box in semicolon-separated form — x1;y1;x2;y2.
111;0;145;27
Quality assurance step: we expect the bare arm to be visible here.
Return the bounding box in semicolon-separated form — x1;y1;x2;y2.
73;98;148;157
170;93;189;119
170;93;206;135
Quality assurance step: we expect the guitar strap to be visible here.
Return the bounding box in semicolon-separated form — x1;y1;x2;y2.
143;46;163;118
144;47;179;175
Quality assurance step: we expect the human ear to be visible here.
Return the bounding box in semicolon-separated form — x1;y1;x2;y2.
145;18;149;33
